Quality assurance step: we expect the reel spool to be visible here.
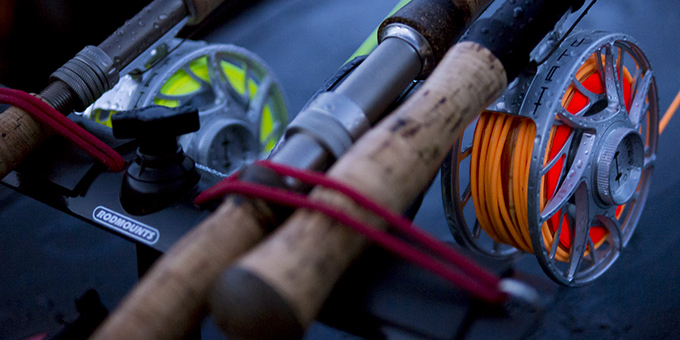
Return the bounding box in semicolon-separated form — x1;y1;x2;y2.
82;40;288;183
441;31;658;286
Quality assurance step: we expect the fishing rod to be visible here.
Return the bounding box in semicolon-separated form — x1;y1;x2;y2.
89;1;494;339
204;0;596;339
0;0;237;178
0;0;293;243
2;0;670;338
0;0;273;338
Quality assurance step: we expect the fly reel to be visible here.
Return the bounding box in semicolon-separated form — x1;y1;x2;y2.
82;40;288;184
441;31;658;286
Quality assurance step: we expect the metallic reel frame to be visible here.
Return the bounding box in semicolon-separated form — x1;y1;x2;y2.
441;128;524;260
442;31;658;285
84;40;288;182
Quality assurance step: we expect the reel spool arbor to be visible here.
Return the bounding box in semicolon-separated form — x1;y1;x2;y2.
82;40;288;183
441;31;658;286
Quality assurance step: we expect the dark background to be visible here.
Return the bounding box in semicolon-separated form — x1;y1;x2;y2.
1;0;680;339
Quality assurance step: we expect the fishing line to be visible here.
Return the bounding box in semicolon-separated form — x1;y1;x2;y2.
471;55;619;262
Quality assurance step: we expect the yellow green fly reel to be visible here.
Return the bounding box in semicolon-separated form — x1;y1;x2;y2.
83;40;288;183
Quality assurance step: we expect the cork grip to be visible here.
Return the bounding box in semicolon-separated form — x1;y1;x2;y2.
0;104;51;179
211;41;508;337
90;197;271;340
379;0;491;63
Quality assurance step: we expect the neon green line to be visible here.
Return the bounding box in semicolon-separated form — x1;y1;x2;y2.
345;0;412;63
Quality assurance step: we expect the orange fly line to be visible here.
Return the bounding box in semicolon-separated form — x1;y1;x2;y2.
469;55;638;262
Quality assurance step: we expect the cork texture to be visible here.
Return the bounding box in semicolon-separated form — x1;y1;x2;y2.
236;41;508;326
0;104;51;179
91;197;270;340
379;0;492;63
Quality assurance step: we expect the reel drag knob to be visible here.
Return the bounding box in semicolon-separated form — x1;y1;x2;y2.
112;105;201;215
596;128;645;206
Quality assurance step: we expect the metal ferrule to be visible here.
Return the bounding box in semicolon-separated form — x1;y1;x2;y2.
379;23;434;78
49;46;119;111
273;35;421;172
269;133;330;173
44;0;189;114
285;92;368;160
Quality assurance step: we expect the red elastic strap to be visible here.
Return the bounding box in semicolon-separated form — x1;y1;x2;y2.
0;87;125;172
194;160;507;303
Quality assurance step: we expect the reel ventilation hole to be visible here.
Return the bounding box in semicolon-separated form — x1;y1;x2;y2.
442;31;658;285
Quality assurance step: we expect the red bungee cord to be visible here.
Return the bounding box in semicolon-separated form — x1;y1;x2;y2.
0;87;125;172
194;160;507;303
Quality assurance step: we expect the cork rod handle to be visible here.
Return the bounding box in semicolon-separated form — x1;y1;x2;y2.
210;41;508;339
90;198;272;340
0;105;51;179
89;1;495;339
210;1;582;337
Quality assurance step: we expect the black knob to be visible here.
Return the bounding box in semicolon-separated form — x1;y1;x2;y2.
112;105;200;139
112;105;201;216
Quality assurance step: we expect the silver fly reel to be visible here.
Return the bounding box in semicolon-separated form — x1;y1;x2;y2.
441;31;658;286
82;39;288;184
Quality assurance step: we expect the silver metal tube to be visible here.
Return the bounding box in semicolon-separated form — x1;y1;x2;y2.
270;133;331;171
271;37;424;173
334;37;422;124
